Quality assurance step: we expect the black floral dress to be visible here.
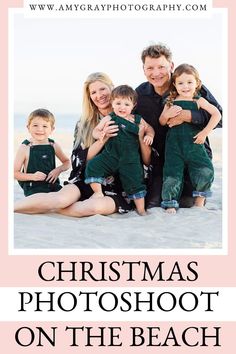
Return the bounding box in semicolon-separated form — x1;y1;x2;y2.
67;143;134;214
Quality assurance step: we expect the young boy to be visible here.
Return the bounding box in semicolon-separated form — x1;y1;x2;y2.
85;85;154;215
14;108;70;196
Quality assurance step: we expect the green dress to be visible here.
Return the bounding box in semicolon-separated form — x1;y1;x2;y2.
18;138;62;197
161;100;214;209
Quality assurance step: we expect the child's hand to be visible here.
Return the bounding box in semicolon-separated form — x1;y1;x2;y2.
143;134;153;146
33;171;47;181
46;167;61;183
193;131;207;144
165;105;182;119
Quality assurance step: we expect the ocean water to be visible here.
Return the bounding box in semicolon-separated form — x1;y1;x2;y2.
14;114;223;137
14;113;79;133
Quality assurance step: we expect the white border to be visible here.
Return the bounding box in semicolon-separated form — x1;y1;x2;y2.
9;8;228;256
1;287;236;322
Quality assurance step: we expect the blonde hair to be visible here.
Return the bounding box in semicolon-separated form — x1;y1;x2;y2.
74;72;114;148
167;63;202;106
27;108;55;128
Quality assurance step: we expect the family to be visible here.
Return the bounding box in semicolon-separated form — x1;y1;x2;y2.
14;43;222;217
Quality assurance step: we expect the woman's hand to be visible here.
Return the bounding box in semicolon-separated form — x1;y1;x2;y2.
100;119;119;141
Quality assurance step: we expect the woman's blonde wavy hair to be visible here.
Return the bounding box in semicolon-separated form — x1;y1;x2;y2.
74;72;114;148
166;63;202;107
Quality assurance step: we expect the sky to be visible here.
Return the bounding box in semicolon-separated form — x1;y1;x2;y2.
11;9;226;116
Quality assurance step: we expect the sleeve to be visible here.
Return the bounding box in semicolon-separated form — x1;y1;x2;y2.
191;84;222;128
68;144;89;183
68;121;89;183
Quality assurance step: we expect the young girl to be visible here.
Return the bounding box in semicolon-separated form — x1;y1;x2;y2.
85;85;154;215
159;64;221;214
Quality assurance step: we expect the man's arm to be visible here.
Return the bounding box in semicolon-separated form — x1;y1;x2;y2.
191;84;222;127
167;110;191;127
160;104;183;126
167;84;222;128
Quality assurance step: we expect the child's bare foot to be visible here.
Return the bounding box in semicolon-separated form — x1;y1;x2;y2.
137;209;147;216
194;196;205;207
134;197;146;216
91;192;104;199
165;208;176;214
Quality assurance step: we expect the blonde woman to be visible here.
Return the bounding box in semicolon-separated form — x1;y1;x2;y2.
14;72;151;216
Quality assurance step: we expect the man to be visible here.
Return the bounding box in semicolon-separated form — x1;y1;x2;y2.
135;43;222;208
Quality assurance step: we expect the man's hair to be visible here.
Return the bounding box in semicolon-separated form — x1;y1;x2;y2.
27;108;55;127
141;43;173;64
111;85;137;105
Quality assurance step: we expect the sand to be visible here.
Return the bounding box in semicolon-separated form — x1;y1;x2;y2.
13;129;223;251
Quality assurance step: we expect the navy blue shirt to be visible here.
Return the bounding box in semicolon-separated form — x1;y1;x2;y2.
135;82;222;168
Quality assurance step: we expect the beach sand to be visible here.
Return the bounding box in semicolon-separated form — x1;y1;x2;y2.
13;129;223;251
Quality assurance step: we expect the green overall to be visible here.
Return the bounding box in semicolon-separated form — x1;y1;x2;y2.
18;138;62;197
161;100;214;209
85;112;146;199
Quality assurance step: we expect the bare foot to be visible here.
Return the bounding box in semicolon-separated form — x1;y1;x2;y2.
194;196;205;207
165;208;176;214
90;192;104;199
134;198;146;216
137;209;147;216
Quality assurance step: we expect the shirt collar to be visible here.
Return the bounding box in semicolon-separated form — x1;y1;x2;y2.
145;82;170;100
